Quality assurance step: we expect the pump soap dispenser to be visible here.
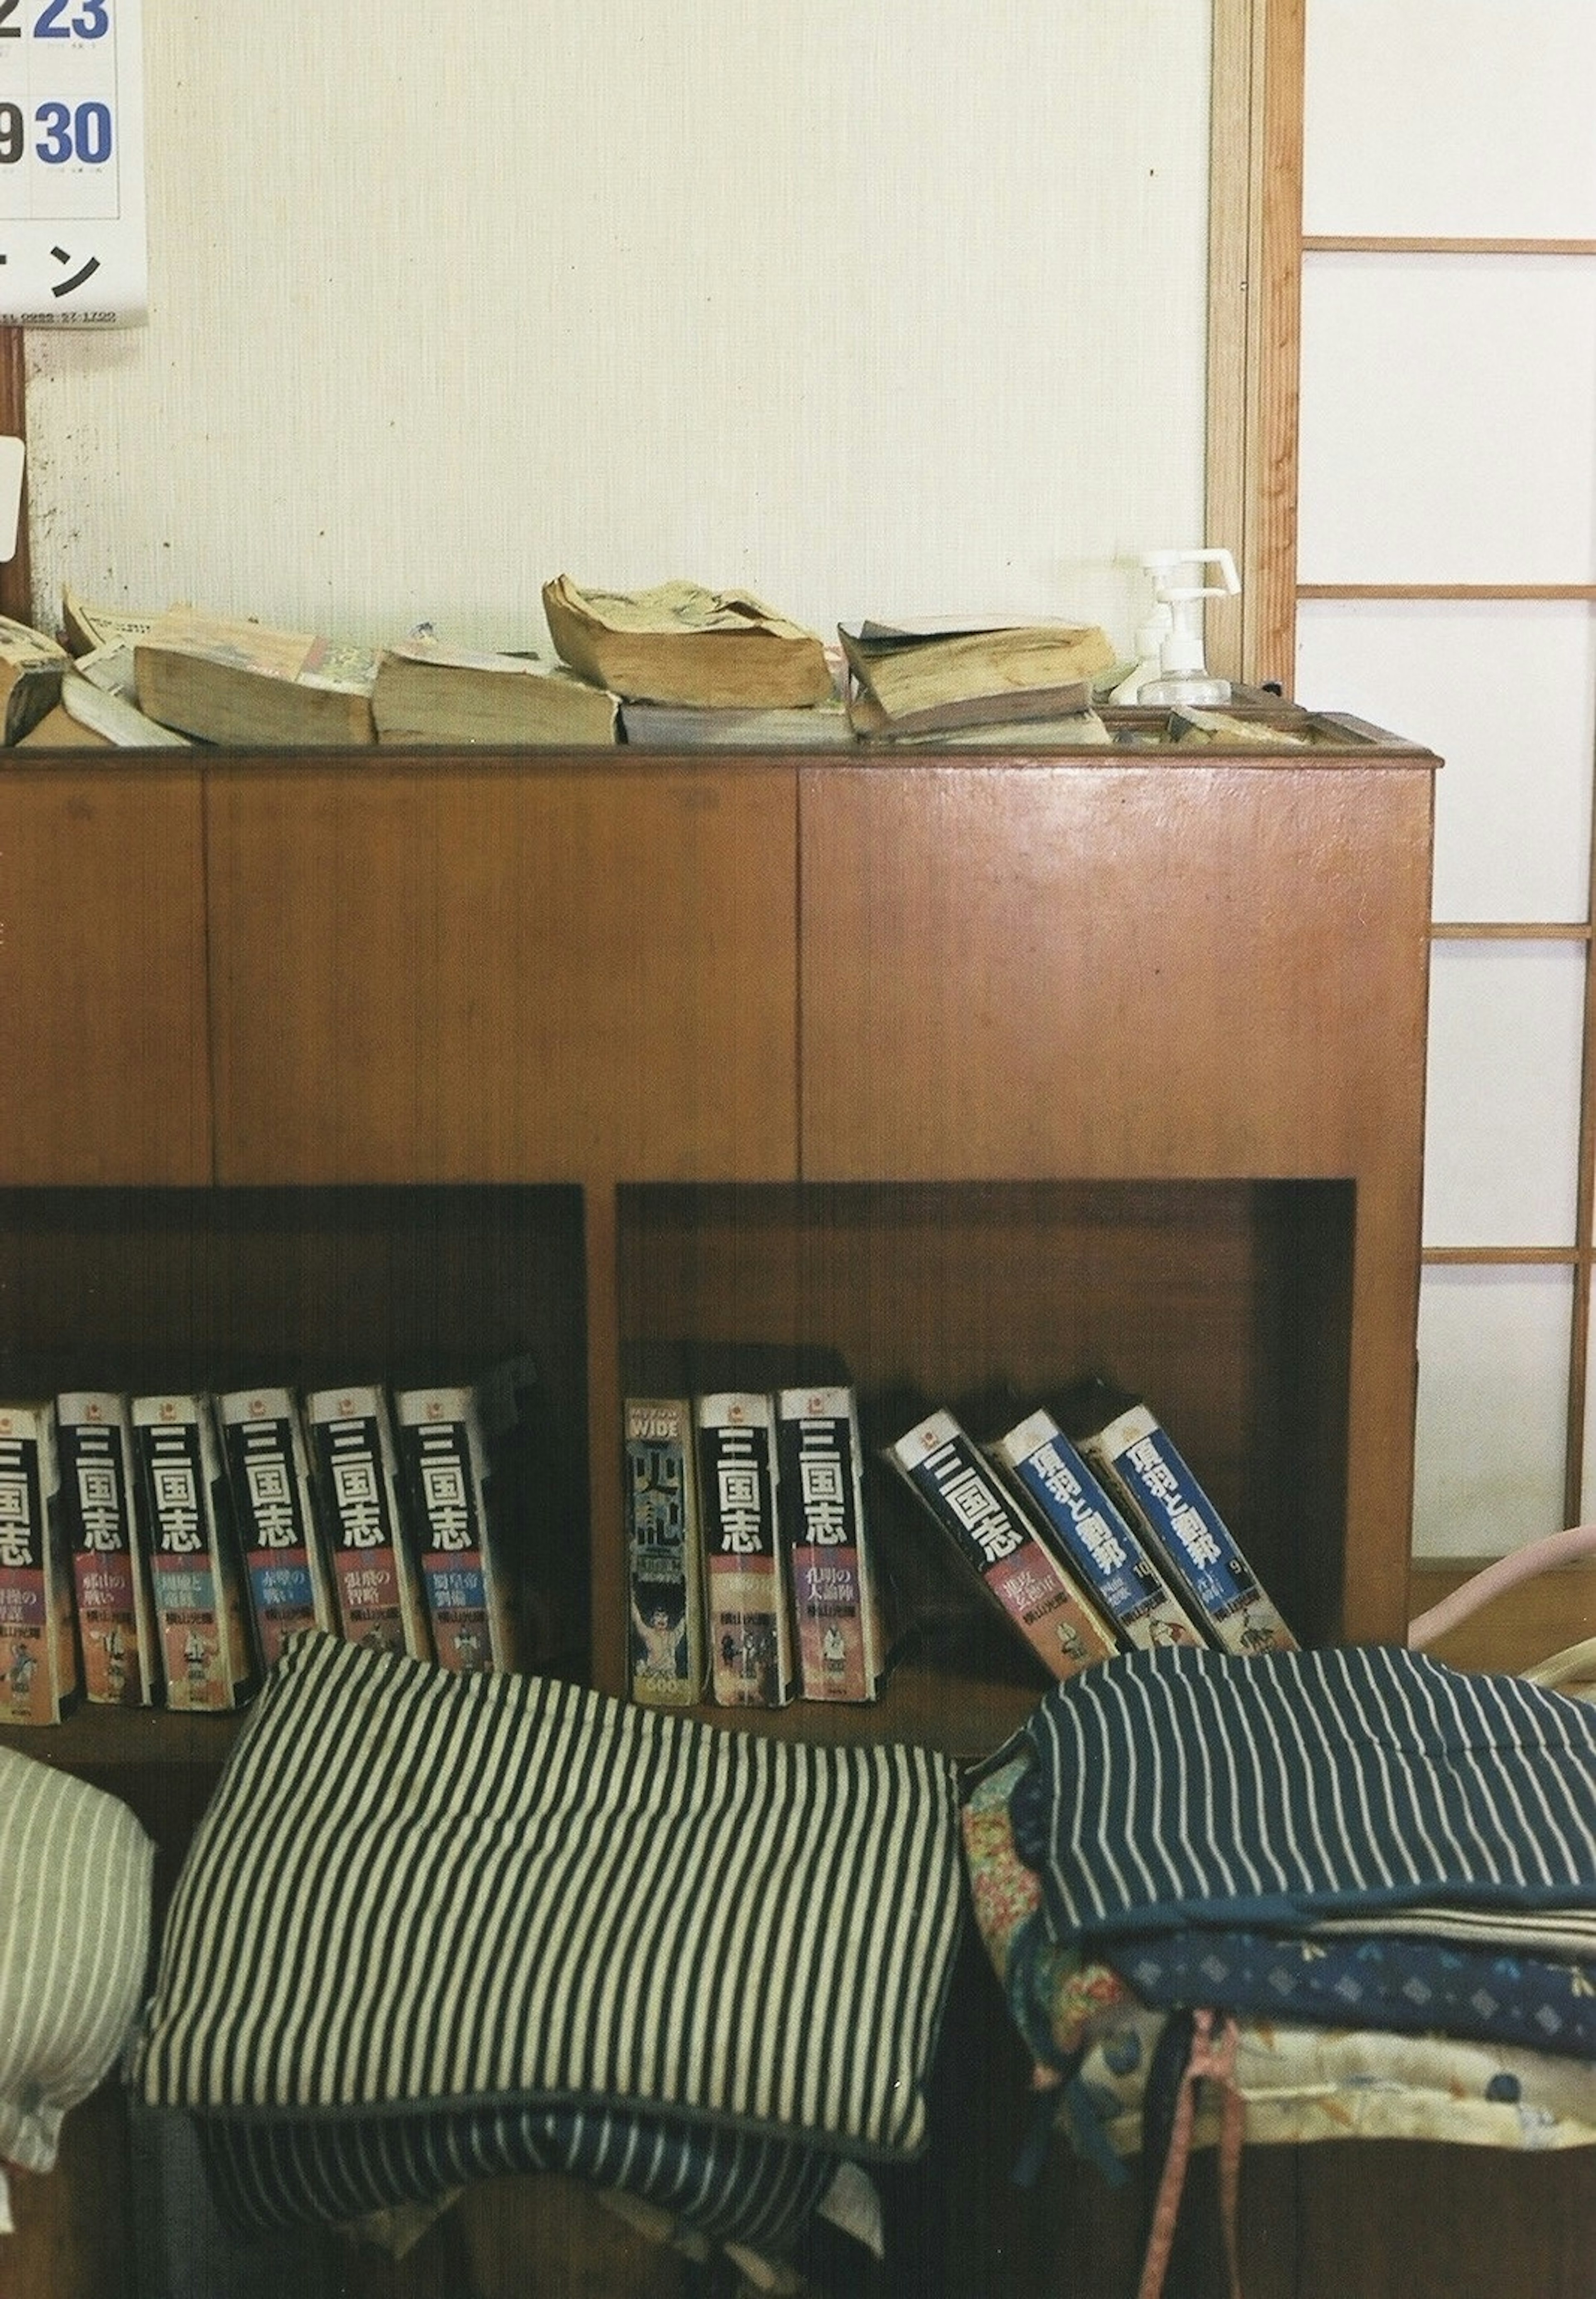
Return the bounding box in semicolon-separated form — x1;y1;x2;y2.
1133;547;1240;707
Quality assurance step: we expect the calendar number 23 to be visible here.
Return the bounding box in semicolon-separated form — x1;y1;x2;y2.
0;2;111;38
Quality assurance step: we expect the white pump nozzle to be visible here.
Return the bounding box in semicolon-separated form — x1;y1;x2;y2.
1135;548;1240;703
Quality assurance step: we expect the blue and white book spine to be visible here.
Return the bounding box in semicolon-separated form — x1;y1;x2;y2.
1077;1400;1297;1656
697;1390;796;1708
394;1384;515;1673
304;1385;432;1663
990;1407;1204;1651
57;1391;157;1705
132;1394;255;1710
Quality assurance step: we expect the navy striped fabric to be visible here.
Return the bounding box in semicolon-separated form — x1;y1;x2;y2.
200;2099;842;2250
135;1633;963;2160
1010;1645;1596;1943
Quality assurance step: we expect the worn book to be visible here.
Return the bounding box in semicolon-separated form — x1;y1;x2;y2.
988;1405;1205;1651
619;697;853;749
56;1392;158;1706
304;1385;431;1660
1068;1386;1298;1656
371;635;620;746
696;1390;796;1707
776;1383;885;1703
134;608;380;746
0;616;68;744
0;1402;78;1722
393;1384;515;1673
131;1394;255;1711
216;1387;337;1673
543;575;836;709
622;1384;707;1706
61;589;163;658
18;665;193;749
839;619;1117;739
886;1407;1116;1681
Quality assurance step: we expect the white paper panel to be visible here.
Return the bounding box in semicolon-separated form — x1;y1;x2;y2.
1296;601;1596;924
1423;942;1585;1249
1298;255;1596;586
1304;0;1596;239
18;0;1211;654
1414;1266;1572;1559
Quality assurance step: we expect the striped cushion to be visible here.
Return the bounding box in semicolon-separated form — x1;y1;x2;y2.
135;1633;963;2159
200;2100;844;2252
1010;1645;1596;1943
0;1745;153;2176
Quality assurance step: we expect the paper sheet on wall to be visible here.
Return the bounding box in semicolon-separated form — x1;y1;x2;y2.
0;0;144;326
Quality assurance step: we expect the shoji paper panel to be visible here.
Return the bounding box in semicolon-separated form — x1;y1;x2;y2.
1415;1266;1573;1558
19;0;1211;654
1423;942;1585;1249
1304;0;1596;238
1296;599;1596;924
1298;255;1596;586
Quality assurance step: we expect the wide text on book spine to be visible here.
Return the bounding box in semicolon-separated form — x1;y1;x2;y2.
56;1391;157;1705
776;1384;884;1703
0;1402;78;1722
696;1391;795;1708
623;1395;707;1705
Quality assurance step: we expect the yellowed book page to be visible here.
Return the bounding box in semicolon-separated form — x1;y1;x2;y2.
548;575;819;646
142;608;379;694
864;626;1116;717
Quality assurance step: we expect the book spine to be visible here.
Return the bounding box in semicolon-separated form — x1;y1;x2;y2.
1077;1401;1298;1656
776;1384;884;1703
217;1388;337;1673
304;1387;433;1662
394;1385;513;1673
132;1395;254;1711
696;1391;795;1708
0;1403;77;1722
887;1409;1116;1681
56;1391;157;1705
623;1395;707;1706
991;1408;1205;1652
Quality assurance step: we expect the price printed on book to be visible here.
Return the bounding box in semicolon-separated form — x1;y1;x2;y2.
0;0;145;325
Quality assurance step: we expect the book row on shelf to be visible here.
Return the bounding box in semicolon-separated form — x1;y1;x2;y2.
624;1347;1299;1718
0;1361;545;1723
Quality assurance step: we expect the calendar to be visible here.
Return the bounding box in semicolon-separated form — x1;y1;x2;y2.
0;0;144;324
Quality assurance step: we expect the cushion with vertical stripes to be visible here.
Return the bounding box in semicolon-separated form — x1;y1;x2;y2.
134;1632;964;2159
1010;1644;1596;1945
0;1743;154;2176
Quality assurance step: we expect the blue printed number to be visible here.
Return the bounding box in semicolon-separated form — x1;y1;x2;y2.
35;99;112;161
35;2;111;36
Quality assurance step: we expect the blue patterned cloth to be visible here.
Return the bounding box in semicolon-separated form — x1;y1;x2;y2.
1107;1926;1596;2059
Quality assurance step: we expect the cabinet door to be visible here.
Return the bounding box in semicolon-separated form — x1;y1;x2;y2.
800;759;1434;1184
0;767;210;1183
207;759;799;1183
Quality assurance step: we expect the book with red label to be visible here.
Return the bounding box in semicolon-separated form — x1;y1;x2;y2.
56;1391;158;1705
394;1383;515;1673
0;1401;78;1723
886;1407;1117;1681
304;1385;431;1661
776;1382;885;1703
696;1390;795;1708
217;1387;338;1672
131;1394;255;1711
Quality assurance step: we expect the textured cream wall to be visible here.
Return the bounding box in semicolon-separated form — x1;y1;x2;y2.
19;0;1211;658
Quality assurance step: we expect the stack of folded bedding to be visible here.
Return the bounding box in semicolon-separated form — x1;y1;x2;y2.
961;1644;1596;2168
132;1631;967;2281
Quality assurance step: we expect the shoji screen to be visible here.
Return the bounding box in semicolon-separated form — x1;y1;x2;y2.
1293;1;1596;1557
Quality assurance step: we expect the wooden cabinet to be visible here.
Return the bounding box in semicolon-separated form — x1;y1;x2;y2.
6;722;1587;2299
